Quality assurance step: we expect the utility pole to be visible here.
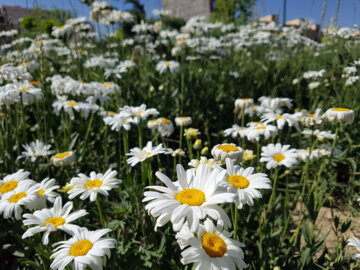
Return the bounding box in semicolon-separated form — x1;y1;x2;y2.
283;0;287;25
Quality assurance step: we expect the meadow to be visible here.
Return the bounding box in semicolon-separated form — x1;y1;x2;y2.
0;2;360;269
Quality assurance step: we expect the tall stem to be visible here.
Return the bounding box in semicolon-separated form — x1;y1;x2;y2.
96;197;106;228
233;204;239;240
267;167;280;213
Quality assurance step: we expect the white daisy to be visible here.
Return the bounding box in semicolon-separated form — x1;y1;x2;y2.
2;80;42;105
246;124;278;142
234;98;253;109
299;109;323;127
157;117;174;137
211;143;243;162
175;116;192;127
22;196;88;245
52;99;98;120
35;178;60;203
0;181;38;219
17;140;53;162
260;143;298;170
245;105;266;117
156;60;180;74
127;141;166;167
103;113;132;131
259;96;292;110
348;237;360;260
224;124;247;139
50;227;116;270
323;107;355;124
68;169;122;202
51;151;75;167
261;112;298;129
188;157;220;170
220;158;271;209
0;169;33;198
176;218;247;270
143;164;235;232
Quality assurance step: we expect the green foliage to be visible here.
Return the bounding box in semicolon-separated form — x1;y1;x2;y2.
211;0;257;24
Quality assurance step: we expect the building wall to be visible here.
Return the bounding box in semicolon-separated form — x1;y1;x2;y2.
0;5;34;31
163;0;213;21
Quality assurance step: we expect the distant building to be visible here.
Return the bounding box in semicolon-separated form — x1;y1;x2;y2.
259;14;278;24
162;0;216;21
0;5;34;31
285;18;321;41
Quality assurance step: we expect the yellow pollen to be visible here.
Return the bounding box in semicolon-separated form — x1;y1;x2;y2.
252;106;257;110
108;111;115;115
161;118;170;124
178;38;185;43
227;175;249;189
165;62;172;67
0;181;18;194
30;81;40;85
21;87;30;91
103;83;110;87
124;119;128;123
217;145;238;152
38;189;45;196
66;102;79;107
176;189;205;206
256;126;266;130
241;98;250;101
54;152;70;159
61;183;74;193
308;114;315;117
273;153;285;162
9;192;27;203
44;217;65;227
80;82;87;85
21;61;30;66
147;152;152;156
138;111;143;114
332;108;351;112
70;240;93;256
59;25;65;29
254;121;263;124
201;232;227;258
85;179;102;188
35;40;42;45
178;117;190;120
276;115;282;119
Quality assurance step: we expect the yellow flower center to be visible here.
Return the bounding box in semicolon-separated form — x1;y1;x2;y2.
227;175;249;189
252;106;257;110
38;189;45;196
308;114;315;117
254;121;263;124
161;118;169;124
147;152;152;156
85;179;102;188
138;111;143;114
44;217;65;227
69;240;93;256
241;98;250;101
165;62;172;67
55;152;70;159
61;183;74;193
273;153;285;162
59;25;65;29
78;49;83;53
108;111;115;115
176;189;205;206
103;83;110;87
30;81;40;85
178;117;190;120
276;115;282;119
256;126;266;130
201;232;227;258
21;61;30;66
217;145;238;152
80;82;87;85
66;102;79;107
0;181;18;194
21;87;30;91
332;108;351;112
9;192;27;203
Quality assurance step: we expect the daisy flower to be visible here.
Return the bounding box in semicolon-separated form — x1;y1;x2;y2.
176;218;247;270
323;107;355;124
127;141;166;167
211;143;243;162
184;128;200;138
17;140;53;162
35;178;60;203
188;157;220;170
2;80;42;105
220;158;271;209
246;124;278;142
156;60;180;74
259;96;292;110
51;151;75;167
103;113;132;131
261;112;298;129
244;105;266;117
166;148;186;157
68;169;122;202
175;116;192;127
50;227;116;270
147;119;161;130
157;117;174;137
260;143;298;170
299;109;323;127
234;98;253;109
224;124;247;139
347;237;360;260
143;164;235;232
0;181;38;219
22;196;88;245
52;98;98;120
0;169;33;198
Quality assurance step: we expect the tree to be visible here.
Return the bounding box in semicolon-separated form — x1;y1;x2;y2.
211;0;257;24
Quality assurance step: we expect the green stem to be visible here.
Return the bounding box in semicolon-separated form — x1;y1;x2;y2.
267;167;280;213
138;121;143;148
97;197;106;228
233;204;239;240
179;125;183;164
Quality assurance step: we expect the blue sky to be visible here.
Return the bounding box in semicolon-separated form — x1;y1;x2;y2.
1;0;358;28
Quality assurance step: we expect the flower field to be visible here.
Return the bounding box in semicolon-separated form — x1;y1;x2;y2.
1;2;360;269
